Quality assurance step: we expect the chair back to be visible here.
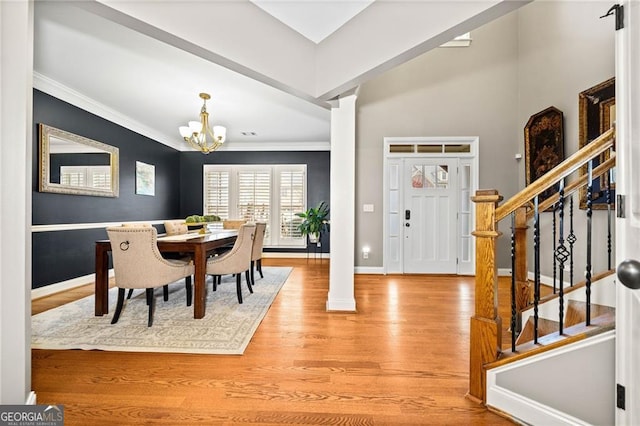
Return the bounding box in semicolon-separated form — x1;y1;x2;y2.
251;222;267;262
223;219;247;229
164;220;188;236
207;223;256;275
106;226;185;289
122;222;152;228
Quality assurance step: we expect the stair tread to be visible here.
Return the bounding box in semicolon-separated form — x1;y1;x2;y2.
515;317;559;346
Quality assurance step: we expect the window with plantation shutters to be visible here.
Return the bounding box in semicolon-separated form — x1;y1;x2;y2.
279;170;304;240
203;169;230;219
238;170;271;223
203;164;306;247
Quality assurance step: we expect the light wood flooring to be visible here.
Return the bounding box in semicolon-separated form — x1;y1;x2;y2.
32;258;515;425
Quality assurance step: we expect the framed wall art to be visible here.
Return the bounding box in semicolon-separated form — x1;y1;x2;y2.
135;161;155;196
578;77;615;210
524;106;564;206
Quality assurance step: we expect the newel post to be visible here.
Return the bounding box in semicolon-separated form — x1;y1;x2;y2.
469;189;503;403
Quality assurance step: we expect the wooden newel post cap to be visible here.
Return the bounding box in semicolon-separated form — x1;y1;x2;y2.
471;189;503;204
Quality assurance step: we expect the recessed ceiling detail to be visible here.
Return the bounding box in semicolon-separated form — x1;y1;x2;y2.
250;0;375;43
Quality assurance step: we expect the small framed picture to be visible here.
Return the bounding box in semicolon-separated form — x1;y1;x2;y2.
135;161;155;196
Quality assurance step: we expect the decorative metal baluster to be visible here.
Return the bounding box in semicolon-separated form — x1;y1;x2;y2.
586;160;594;326
533;195;541;344
510;212;517;352
555;180;569;335
607;173;612;270
567;195;576;287
553;206;557;294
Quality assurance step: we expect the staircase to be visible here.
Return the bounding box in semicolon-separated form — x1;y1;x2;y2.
468;128;617;424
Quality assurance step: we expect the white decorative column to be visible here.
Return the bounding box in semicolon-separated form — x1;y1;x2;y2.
327;93;356;311
0;0;34;404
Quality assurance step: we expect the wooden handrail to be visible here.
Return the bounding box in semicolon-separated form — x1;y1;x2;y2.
495;128;614;222
527;155;616;220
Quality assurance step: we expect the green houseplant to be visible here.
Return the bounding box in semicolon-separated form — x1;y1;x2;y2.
296;201;330;244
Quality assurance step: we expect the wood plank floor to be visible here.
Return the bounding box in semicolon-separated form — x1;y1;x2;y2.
32;259;515;425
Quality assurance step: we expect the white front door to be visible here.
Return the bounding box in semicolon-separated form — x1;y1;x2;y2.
616;2;640;423
403;158;458;273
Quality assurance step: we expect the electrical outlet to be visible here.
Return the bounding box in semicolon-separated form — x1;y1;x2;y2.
363;252;369;259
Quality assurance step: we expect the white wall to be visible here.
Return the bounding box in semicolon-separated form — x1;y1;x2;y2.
356;2;616;273
356;11;520;268
517;1;615;278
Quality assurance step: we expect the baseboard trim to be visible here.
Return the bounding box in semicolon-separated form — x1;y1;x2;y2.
31;271;115;300
326;297;356;312
355;266;384;274
498;268;512;277
26;391;36;405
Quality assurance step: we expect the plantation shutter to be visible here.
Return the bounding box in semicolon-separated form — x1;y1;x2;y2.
202;164;306;247
204;169;230;219
279;169;304;239
91;167;111;190
237;170;271;224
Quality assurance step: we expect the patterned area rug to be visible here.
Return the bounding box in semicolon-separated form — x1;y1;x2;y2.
32;267;291;355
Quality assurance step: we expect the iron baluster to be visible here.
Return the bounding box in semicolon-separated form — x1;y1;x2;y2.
567;195;576;287
554;180;569;335
607;175;612;270
510;212;517;352
553;206;557;294
586;160;593;326
533;195;540;344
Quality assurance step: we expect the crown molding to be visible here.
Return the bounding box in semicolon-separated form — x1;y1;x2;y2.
33;72;183;151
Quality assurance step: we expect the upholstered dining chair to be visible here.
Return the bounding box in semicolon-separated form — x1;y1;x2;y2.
206;223;255;304
222;219;247;229
106;226;194;327
250;222;266;286
164;220;188;236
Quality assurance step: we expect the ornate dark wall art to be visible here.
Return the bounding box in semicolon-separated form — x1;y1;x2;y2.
578;77;615;210
524;106;565;207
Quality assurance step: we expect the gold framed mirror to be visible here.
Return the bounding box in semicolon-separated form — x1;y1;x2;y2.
39;124;119;197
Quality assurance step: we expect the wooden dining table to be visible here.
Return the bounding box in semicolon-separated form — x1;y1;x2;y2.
95;229;238;319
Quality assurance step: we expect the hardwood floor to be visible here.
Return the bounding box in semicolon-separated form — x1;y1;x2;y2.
32;259;515;425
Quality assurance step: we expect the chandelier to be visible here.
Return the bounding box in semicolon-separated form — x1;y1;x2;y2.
178;92;227;154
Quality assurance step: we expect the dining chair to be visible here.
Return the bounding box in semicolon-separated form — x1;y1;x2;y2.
106;226;194;326
222;219;247;229
164;220;188;236
250;222;267;286
206;223;255;304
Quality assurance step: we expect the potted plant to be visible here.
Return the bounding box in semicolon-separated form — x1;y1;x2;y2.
296;201;330;244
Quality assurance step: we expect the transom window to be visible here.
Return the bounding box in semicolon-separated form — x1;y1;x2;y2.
203;164;306;247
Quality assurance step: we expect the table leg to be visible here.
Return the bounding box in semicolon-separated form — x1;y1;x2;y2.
95;244;109;316
193;245;207;319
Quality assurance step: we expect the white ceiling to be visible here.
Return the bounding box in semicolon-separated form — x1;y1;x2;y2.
250;0;375;44
33;1;528;152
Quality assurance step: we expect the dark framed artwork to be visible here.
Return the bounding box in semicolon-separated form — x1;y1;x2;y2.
578;77;615;210
524;106;564;206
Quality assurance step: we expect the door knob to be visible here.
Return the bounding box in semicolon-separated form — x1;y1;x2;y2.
405;223;410;227
617;259;640;290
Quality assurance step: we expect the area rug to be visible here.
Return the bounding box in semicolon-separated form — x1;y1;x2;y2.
32;267;291;355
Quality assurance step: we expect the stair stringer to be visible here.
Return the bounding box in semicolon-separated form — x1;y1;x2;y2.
486;330;615;426
520;273;616;327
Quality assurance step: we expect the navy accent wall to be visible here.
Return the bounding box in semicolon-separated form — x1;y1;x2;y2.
179;151;331;253
33;90;181;288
